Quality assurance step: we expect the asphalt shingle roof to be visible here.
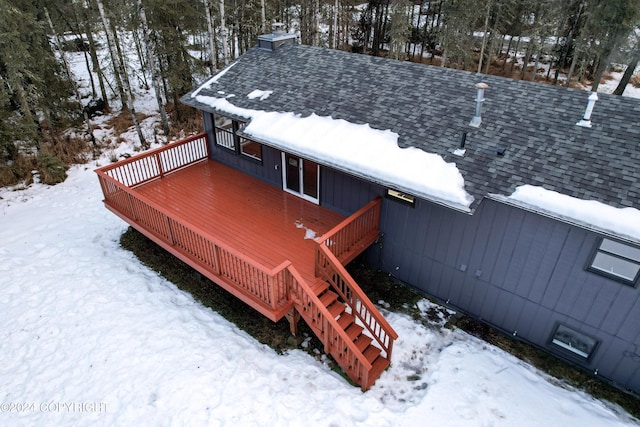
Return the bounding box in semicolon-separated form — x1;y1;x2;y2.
182;43;640;212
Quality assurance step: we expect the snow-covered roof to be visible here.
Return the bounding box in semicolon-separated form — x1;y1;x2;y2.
181;44;640;238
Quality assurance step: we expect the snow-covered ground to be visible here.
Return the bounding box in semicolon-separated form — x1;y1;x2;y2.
1;34;639;426
1;161;638;426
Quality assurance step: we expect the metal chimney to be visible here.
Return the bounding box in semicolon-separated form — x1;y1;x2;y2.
576;92;598;128
469;83;489;127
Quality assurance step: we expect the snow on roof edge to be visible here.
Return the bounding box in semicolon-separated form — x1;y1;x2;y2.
242;133;473;213
490;185;640;243
190;62;239;98
194;95;474;210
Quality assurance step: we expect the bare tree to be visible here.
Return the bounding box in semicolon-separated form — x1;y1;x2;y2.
219;0;230;65
95;0;147;148
138;0;169;136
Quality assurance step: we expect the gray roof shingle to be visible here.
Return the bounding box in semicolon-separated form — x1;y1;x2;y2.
182;44;640;213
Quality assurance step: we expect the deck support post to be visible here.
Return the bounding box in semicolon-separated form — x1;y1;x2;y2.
285;310;300;336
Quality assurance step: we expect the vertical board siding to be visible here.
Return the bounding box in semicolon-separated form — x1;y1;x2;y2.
321;166;640;392
616;298;640;342
199;129;640;392
601;287;639;336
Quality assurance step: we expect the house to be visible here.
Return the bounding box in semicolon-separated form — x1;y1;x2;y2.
98;31;640;393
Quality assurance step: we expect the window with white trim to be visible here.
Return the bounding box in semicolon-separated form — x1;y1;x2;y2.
212;115;263;163
588;238;640;286
550;324;598;360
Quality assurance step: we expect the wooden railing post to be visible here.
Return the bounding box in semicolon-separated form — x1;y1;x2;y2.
126;192;136;220
155;152;164;178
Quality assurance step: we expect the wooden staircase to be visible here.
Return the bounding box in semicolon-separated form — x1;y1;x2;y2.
286;219;398;391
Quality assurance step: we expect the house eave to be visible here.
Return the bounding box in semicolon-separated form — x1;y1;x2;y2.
239;130;473;215
487;194;640;246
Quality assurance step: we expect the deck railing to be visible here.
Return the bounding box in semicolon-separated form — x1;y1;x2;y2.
315;197;382;264
95;134;291;316
98;133;209;188
314;197;397;361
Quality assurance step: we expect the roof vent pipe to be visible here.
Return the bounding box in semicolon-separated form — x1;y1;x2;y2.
453;132;467;157
469;83;489;127
576;92;598;128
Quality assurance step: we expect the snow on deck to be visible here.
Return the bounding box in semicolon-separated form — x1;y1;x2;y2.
194;95;474;210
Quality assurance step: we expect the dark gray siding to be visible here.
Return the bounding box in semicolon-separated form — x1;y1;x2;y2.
200;114;640;393
319;165;640;393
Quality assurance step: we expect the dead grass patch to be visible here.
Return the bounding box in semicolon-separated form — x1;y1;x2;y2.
165;102;202;139
106;110;151;136
0;154;36;187
631;73;640;88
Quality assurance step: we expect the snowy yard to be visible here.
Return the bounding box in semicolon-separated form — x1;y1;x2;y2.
1;153;637;426
1;33;639;426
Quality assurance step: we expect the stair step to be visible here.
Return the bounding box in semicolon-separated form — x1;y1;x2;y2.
309;279;329;296
319;290;338;307
337;313;355;330
345;323;364;341
327;301;345;318
354;335;372;353
369;355;391;379
363;345;382;364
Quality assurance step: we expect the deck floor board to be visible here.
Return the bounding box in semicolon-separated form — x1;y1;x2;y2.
134;160;346;284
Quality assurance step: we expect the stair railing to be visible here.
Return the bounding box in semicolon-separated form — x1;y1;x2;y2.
286;265;373;389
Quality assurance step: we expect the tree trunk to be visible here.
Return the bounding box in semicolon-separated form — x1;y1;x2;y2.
477;2;491;74
314;0;320;47
261;0;266;33
591;55;607;92
502;36;513;72
138;0;170;136
531;43;542;82
565;48;580;87
96;0;127;107
613;53;639;95
84;20;109;109
45;7;97;154
132;29;149;90
219;0;229;65
203;0;217;73
509;36;521;75
96;0;147;148
332;0;339;49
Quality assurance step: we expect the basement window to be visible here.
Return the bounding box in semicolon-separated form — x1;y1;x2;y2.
587;238;640;286
386;189;415;207
550;324;598;360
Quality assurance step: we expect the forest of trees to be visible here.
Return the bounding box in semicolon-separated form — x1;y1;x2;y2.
0;0;639;187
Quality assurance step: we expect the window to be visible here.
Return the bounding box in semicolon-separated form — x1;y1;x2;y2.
240;137;263;161
550;324;598;360
213;115;263;163
213;115;237;151
588;238;640;286
386;189;415;207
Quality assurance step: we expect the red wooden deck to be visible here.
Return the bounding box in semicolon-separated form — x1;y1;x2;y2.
95;133;397;390
135;160;346;285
